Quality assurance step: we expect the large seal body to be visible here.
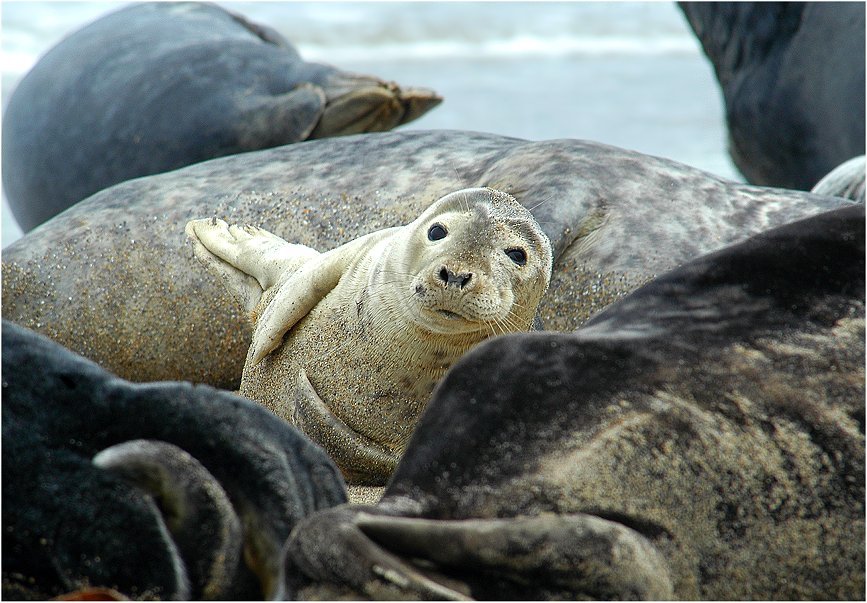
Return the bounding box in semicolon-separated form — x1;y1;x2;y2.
1;131;857;389
1;1;440;231
1;321;346;600
286;205;865;600
188;188;553;484
679;2;865;190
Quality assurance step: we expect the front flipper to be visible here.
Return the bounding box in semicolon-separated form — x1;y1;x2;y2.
288;508;674;600
185;218;319;315
93;439;244;600
293;368;399;486
249;227;399;363
287;506;471;601
355;513;674;600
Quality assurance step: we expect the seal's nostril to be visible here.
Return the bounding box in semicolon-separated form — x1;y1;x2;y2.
439;267;473;288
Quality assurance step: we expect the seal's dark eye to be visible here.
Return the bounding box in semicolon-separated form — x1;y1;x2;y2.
506;248;527;266
427;223;448;241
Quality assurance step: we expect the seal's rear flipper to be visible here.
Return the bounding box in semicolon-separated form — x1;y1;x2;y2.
185;218;319;316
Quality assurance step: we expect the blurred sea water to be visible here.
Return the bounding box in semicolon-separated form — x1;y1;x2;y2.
0;1;739;247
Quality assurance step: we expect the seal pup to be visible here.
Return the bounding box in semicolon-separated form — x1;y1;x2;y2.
286;205;865;600
2;1;441;231
2;130;856;388
1;320;346;600
186;188;554;484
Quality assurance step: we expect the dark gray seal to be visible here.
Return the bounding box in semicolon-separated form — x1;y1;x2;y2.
1;130;856;389
1;1;441;231
679;2;865;190
286;204;865;600
1;320;346;600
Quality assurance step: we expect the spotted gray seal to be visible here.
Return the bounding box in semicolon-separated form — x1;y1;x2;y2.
1;1;441;231
186;188;553;484
1;130;857;388
286;204;865;600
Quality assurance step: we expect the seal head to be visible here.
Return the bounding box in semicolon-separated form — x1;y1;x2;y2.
384;188;553;336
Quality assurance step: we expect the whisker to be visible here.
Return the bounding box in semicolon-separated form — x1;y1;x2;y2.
483;320;497;338
485;319;500;337
498;316;513;336
527;192;555;212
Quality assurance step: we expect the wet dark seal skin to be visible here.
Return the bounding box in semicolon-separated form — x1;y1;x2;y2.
679;2;865;190
1;321;347;600
286;205;865;600
1;1;441;231
1;130;855;389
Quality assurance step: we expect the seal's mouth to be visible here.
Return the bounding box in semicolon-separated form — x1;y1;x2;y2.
424;305;480;325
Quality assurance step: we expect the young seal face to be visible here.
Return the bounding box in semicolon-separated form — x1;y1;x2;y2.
379;188;553;336
186;187;553;485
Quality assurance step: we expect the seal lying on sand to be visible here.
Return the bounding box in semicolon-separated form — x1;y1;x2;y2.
1;130;856;389
287;204;865;600
679;2;865;190
1;1;441;231
187;188;553;484
1;321;346;600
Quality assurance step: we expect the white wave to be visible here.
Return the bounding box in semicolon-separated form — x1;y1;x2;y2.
2;32;701;83
300;34;701;64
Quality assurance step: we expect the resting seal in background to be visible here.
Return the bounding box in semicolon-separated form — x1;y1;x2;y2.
287;204;865;600
1;321;346;600
679;2;865;190
1;1;441;231
2;130;857;389
187;188;553;485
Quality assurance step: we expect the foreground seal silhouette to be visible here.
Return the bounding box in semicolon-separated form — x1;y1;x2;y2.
1;321;346;600
286;205;865;600
187;188;553;484
2;131;856;389
1;1;441;231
